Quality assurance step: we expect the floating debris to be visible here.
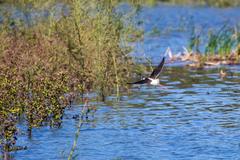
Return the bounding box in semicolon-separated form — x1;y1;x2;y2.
219;69;227;79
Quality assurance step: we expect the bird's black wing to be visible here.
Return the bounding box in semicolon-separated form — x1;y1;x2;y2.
149;57;165;79
127;78;150;84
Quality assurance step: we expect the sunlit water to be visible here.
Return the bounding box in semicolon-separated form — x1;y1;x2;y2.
130;4;240;64
8;4;240;160
13;65;240;160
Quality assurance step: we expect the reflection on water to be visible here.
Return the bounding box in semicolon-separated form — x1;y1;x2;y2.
14;65;240;160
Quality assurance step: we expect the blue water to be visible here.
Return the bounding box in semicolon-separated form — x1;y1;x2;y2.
7;4;240;160
0;3;68;26
13;65;240;160
131;4;240;63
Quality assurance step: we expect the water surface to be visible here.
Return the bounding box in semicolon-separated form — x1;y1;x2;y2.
131;4;240;63
9;4;240;160
14;65;240;160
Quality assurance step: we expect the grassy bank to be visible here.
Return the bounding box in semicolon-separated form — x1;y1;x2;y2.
0;0;135;158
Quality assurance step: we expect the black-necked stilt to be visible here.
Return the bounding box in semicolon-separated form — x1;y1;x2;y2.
128;57;165;86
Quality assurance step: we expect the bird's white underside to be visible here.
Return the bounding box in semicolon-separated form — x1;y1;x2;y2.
149;78;160;85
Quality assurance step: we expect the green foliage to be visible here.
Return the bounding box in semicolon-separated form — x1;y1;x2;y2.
205;30;218;56
0;0;135;156
189;25;240;60
188;26;200;53
205;26;239;58
148;26;161;37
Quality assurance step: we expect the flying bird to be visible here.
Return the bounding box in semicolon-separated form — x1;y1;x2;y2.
128;57;165;86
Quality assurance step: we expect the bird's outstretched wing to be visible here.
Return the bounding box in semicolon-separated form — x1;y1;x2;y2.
127;78;150;84
149;57;165;79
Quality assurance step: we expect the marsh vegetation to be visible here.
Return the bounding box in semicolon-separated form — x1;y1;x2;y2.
0;0;240;159
185;25;240;66
0;0;136;159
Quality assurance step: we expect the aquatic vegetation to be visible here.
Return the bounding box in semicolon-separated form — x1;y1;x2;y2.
205;26;236;57
0;0;136;158
126;28;144;42
68;97;90;160
183;25;240;67
188;26;201;53
0;0;239;159
148;26;161;37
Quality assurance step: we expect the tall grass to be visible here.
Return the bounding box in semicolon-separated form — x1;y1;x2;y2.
0;0;136;158
188;25;240;62
188;26;201;53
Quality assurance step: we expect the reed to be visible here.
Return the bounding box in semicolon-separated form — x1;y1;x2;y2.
188;25;240;63
188;26;200;53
